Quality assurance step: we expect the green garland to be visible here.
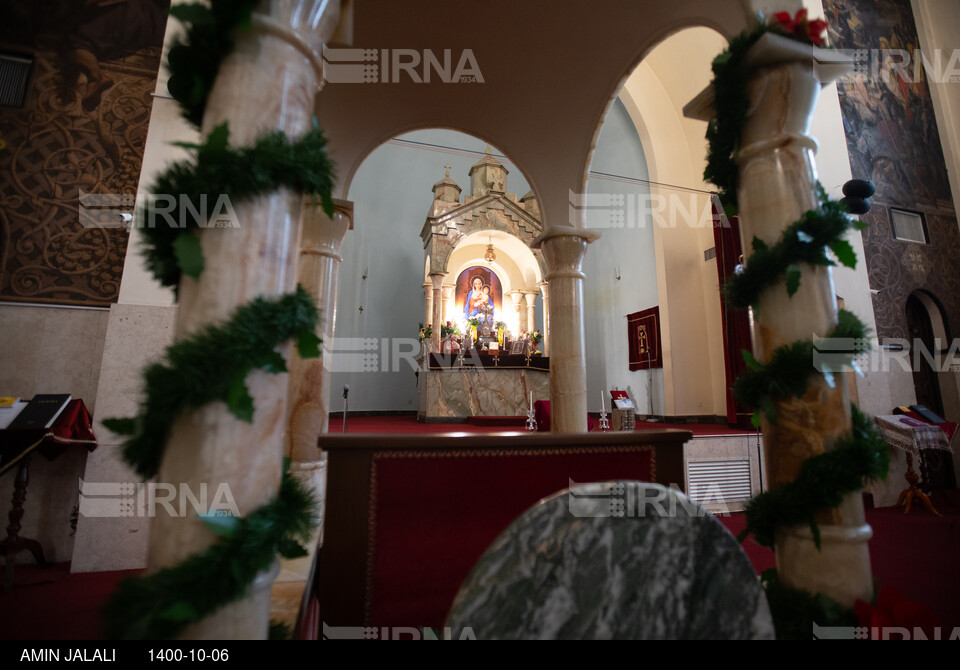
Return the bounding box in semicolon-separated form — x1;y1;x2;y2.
103;287;320;480
103;465;318;640
705;23;825;216
725;193;864;310
704;24;771;216
735;309;869;427
140;121;336;290
737;405;889;550
706;16;888;638
761;569;858;640
166;1;261;128
101;3;337;639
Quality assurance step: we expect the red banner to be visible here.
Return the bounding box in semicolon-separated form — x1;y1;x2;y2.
627;306;662;371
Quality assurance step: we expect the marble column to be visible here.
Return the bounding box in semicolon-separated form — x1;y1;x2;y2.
147;0;341;640
686;34;869;607
430;273;444;352
524;292;537;338
534;228;599;432
442;285;455;327
539;281;550;356
509;291;523;334
287;199;352;460
424;282;433;332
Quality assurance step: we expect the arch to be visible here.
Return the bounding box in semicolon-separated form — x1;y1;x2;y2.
315;1;751;233
579;23;732;203
906;290;949;416
910;289;951;348
340;123;542;218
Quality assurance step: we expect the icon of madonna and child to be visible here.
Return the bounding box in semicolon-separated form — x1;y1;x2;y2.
458;268;501;334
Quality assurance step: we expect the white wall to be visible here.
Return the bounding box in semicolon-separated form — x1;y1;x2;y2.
583;99;664;415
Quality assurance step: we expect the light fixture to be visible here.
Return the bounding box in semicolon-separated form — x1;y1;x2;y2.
484;236;496;263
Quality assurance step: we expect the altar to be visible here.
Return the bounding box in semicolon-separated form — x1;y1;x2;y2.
418;150;551;420
419;354;550;421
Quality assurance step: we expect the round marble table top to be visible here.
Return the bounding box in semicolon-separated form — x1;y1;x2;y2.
445;481;774;639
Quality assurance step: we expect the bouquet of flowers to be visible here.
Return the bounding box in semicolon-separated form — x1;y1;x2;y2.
530;329;543;346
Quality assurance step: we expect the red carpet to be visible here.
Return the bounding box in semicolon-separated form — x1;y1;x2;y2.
0;564;142;640
717;490;960;630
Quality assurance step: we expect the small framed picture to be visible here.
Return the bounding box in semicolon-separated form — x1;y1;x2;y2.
510;340;524;354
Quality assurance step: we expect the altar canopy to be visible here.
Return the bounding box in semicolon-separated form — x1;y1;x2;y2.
418;149;550;420
420;149;546;342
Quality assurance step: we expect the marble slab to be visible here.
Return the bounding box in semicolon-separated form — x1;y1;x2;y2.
422;367;549;418
445;481;774;639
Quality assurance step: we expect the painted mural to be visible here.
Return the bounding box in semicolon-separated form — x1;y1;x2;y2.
825;0;960;341
0;0;170;306
455;266;503;332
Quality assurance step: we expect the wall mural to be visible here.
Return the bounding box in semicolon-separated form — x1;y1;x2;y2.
0;0;170;306
455;266;503;332
824;0;960;340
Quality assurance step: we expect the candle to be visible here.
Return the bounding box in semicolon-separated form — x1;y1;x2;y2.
600;391;604;413
529;391;533;410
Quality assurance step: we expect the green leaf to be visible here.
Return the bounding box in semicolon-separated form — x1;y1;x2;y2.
203;122;230;155
199;513;240;538
758;395;778;425
169;4;213;24
278;539;309;559
809;517;821;550
297;331;321;359
751;412;763;429
158;601;198;622
829;239;857;269
102;417;137;436
751;236;768;253
226;373;255;423
261;351;287;374
784;263;802;296
741;349;762;372
320;192;335;218
173;233;204;279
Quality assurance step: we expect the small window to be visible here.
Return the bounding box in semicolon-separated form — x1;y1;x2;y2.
890;208;929;244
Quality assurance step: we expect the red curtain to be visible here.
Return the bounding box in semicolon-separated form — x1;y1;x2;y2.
712;202;755;429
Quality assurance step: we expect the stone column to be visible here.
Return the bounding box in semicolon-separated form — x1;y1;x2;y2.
287;200;352;460
424;282;433;331
274;199;350;624
535;228;598;432
509;291;523;334
147;0;341;640
688;34;869;606
430;273;444;352
442;285;455;326
524;292;537;338
539;281;550;356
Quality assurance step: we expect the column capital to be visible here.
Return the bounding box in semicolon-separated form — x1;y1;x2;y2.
301;198;352;261
523;292;538;306
539;231;595;282
428;273;445;290
531;225;600;250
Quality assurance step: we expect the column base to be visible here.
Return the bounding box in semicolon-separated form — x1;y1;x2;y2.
181;559;280;639
776;521;874;608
